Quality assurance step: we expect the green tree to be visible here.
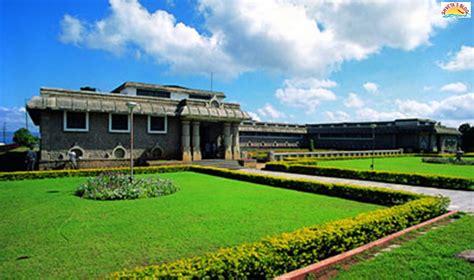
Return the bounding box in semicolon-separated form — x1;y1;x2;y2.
13;128;38;147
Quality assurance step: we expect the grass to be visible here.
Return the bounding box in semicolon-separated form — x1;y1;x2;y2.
334;215;474;279
0;172;382;278
317;156;474;179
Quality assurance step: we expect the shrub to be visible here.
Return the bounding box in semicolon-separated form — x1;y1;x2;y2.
0;165;190;181
12;128;39;147
112;196;448;278
422;157;474;165
265;162;474;191
76;173;178;200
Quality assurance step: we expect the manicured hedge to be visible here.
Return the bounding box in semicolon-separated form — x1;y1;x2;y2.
112;196;448;279
0;165;190;181
265;162;474;191
282;154;410;163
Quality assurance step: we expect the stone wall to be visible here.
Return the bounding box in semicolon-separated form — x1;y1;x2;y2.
39;111;181;164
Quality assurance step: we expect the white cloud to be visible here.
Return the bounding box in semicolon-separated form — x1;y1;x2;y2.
363;82;378;93
355;107;405;121
344;92;364;108
423;86;433;91
256;103;287;120
59;0;242;77
247;112;261;122
60;0;450;78
440;82;468;93
439;45;474;71
275;78;337;113
0;107;37;132
324;111;351;122
59;15;84;45
365;93;474;122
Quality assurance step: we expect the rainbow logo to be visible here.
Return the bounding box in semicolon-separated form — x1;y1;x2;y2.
441;2;471;18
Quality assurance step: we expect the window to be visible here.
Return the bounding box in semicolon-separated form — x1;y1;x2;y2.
63;111;89;132
136;89;171;98
189;94;211;100
109;113;130;133
148;116;167;134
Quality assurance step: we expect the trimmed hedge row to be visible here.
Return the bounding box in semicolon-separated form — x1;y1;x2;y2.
113;196;448;279
282;154;411;163
265;162;474;191
0;165;190;181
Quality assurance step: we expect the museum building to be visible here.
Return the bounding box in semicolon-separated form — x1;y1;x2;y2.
27;82;461;169
27;82;250;169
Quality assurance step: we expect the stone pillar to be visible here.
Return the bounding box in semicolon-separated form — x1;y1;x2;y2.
181;120;192;162
192;121;202;161
232;123;240;160
223;123;232;160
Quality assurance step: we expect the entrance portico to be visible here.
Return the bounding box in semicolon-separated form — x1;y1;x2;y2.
178;98;249;161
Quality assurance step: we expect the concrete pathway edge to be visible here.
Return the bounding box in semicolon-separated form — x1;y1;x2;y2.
275;211;458;280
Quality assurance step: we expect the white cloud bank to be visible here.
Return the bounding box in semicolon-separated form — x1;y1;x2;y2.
59;0;449;78
363;82;378;93
275;78;337;114
344;92;364;108
439;45;474;72
325;93;474;127
440;82;468;93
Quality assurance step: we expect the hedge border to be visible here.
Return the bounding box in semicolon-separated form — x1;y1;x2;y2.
265;162;474;191
0;165;449;278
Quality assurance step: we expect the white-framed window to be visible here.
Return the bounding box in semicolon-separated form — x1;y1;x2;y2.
147;115;167;134
63;111;89;132
109;113;130;133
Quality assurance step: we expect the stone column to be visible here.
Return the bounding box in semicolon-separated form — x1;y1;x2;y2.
181;120;192;162
223;123;232;160
232;123;240;160
192;121;202;161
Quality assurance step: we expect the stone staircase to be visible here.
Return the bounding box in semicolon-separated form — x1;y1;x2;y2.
191;159;244;170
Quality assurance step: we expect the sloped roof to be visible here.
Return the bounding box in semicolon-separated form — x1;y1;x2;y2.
27;87;249;125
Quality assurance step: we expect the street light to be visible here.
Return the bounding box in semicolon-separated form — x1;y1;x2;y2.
370;124;377;170
127;101;138;181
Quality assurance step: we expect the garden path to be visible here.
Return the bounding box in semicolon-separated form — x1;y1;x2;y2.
241;169;474;213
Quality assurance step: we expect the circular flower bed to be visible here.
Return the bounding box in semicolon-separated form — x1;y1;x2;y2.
76;173;179;200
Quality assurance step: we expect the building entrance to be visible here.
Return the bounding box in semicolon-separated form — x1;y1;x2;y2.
200;122;224;159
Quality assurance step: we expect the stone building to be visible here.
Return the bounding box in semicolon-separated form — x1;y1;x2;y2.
27;82;250;169
27;82;461;169
307;119;461;153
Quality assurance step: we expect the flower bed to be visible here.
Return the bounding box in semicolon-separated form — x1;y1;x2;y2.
76;173;178;200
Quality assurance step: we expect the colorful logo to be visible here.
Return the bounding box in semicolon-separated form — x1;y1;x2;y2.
441;2;471;18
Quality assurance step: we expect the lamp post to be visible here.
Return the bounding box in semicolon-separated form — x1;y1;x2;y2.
370;124;377;170
127;102;138;181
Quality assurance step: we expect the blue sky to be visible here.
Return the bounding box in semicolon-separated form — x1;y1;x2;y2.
1;0;473;133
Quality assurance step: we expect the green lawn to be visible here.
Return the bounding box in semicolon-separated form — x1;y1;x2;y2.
0;172;382;278
334;215;474;279
317;157;474;179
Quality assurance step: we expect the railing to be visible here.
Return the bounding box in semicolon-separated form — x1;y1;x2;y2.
270;149;404;161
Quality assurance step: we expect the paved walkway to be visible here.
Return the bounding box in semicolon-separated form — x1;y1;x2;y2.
241;169;474;213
